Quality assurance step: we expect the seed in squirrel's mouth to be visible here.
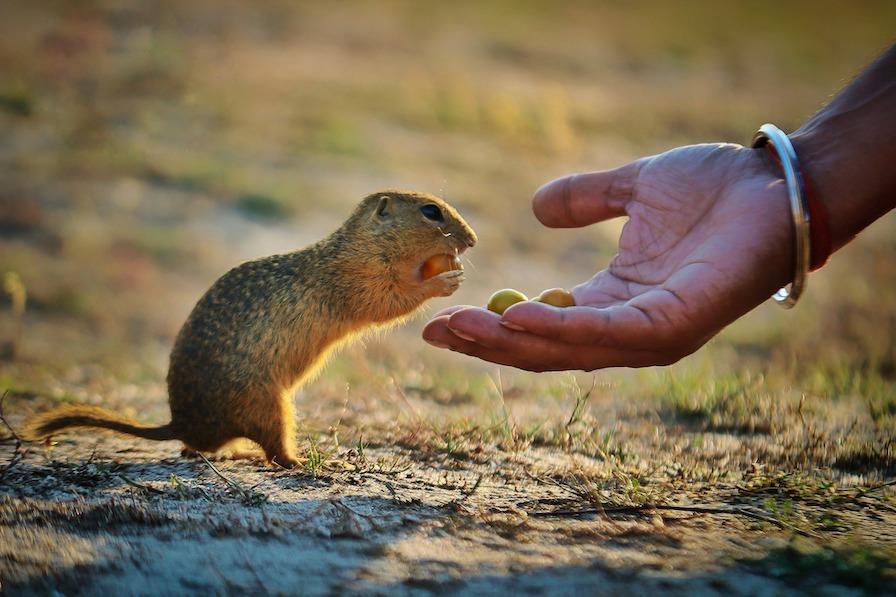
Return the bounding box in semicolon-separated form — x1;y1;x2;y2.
487;289;528;315
421;254;462;280
534;288;576;308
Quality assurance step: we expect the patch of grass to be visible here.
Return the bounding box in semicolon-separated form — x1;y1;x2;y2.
482;91;533;143
399;368;497;406
532;87;577;154
115;33;186;97
394;73;480;132
527;377;633;462
834;436;896;476
2;496;177;530
32;286;94;317
143;157;231;194
725;469;896;534
0;84;33;117
59;137;148;179
744;541;896;591
301;113;366;157
42;459;113;489
557;468;665;509
129;227;189;266
234;193;291;222
482;372;530;452
365;452;413;476
303;435;328;476
760;497;798;527
398;76;576;153
196;455;269;506
650;368;780;434
439;429;469;461
169;473;212;501
805;363;896;422
738;469;835;501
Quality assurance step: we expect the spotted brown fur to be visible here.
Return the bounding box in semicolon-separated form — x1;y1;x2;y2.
24;190;477;468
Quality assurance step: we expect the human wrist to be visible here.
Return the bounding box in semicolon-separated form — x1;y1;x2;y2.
787;49;896;255
743;145;798;298
788;129;856;253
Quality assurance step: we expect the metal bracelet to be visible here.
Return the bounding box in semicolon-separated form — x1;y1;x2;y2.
751;123;811;309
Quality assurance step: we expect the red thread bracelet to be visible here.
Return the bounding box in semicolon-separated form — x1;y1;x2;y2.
762;143;832;271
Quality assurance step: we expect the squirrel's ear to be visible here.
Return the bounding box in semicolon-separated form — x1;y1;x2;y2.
374;195;391;219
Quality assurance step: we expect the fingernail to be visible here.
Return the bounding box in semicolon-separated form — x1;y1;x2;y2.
448;327;477;342
424;338;452;349
500;320;526;332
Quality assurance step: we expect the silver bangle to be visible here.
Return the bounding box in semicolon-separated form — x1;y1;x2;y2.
751;123;811;309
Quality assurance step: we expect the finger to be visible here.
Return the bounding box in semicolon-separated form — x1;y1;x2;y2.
423;316;548;370
500;299;668;349
430;304;476;319
422;307;481;349
423;310;536;363
424;314;616;372
532;160;643;228
441;307;668;370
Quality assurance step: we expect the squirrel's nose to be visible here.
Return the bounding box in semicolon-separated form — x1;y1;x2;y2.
462;226;478;248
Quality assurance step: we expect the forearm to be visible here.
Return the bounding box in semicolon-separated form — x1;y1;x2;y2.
789;43;896;252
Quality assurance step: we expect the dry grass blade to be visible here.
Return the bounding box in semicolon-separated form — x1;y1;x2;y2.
855;478;896;496
0;390;25;482
198;452;268;505
464;473;485;498
0;391;21;442
331;497;377;521
566;375;597;429
390;377;431;430
119;473;167;495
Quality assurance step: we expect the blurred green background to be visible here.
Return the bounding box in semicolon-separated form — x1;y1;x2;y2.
0;1;893;446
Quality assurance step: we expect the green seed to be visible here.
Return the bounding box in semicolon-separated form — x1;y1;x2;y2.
487;289;528;315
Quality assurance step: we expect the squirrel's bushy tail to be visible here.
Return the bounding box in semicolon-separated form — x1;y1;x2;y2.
23;405;176;441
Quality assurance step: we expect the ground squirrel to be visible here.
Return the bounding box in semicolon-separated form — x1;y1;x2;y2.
24;190;477;468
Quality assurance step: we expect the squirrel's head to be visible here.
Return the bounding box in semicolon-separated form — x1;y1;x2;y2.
345;190;477;281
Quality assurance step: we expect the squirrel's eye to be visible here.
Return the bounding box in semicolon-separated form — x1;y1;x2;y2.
420;204;444;222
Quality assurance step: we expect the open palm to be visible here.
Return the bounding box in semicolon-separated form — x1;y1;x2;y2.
423;143;794;371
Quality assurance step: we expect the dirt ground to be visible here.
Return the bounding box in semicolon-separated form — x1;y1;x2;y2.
0;435;807;595
2;372;895;595
1;424;893;595
1;1;895;595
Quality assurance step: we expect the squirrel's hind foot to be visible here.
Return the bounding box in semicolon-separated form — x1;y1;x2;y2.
268;453;300;469
181;438;264;462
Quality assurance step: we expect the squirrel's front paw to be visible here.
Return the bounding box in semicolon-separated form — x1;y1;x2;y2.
424;270;465;297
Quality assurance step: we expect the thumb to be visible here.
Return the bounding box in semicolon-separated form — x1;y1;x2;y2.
532;160;643;228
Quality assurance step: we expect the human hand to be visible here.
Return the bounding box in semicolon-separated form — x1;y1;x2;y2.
423;143;795;371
